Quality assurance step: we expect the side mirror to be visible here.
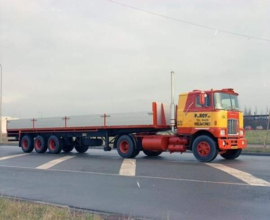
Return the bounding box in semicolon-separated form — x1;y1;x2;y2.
199;92;206;106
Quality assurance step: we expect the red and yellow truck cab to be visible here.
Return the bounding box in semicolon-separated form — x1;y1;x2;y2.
177;88;247;155
140;88;247;162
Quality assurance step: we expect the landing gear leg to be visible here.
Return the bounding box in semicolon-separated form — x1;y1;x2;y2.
104;131;111;152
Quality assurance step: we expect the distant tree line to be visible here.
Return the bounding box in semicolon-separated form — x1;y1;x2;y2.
243;106;269;116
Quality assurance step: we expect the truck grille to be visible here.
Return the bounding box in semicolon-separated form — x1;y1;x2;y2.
228;119;238;135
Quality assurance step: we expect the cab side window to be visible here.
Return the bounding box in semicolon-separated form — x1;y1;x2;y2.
196;94;211;107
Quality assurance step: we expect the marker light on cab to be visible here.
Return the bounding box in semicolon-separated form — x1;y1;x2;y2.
239;130;244;136
220;129;226;136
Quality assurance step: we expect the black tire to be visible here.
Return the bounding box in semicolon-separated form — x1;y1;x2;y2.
48;136;63;154
192;135;218;162
21;135;34;153
75;146;88;153
117;135;137;158
134;149;140;157
129;135;141;158
63;145;74;153
128;149;140;158
220;149;242;160
143;150;162;157
113;135;121;149
34;135;47;153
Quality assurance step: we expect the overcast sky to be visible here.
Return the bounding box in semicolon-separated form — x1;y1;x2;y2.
0;0;270;118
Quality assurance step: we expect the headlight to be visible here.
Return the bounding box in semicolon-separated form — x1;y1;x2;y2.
220;130;226;136
239;130;244;136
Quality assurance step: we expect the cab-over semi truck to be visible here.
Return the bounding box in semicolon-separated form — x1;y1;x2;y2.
7;72;247;162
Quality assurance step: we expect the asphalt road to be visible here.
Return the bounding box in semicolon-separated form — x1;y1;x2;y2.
0;145;270;220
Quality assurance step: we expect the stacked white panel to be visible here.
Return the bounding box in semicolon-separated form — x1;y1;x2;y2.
67;115;103;128
35;117;65;129
7;103;171;130
106;112;153;126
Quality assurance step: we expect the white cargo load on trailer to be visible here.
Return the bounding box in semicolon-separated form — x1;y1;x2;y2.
7;102;172;131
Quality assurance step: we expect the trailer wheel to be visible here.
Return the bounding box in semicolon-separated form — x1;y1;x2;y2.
21;135;34;153
63;145;74;153
75;146;88;153
220;149;242;160
34;136;47;153
117;135;137;158
143;150;162;157
48;136;63;154
192;135;218;162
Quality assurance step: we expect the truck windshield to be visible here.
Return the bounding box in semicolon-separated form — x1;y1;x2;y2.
214;93;240;111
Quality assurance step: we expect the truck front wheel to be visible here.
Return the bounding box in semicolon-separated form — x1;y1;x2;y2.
192;135;218;162
220;149;242;160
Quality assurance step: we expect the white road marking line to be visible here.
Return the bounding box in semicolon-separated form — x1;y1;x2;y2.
0;159;270;187
119;159;136;176
0;164;266;187
206;163;270;187
137;181;141;188
36;156;75;170
0;154;28;161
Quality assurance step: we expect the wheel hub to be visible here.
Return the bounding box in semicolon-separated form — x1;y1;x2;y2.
22;139;28;149
36;140;42;150
120;141;129;153
197;141;211;157
49;140;56;150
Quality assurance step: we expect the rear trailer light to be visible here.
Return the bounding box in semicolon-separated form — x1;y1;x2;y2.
242;141;245;145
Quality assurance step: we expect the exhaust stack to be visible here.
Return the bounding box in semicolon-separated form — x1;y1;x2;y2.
170;71;175;133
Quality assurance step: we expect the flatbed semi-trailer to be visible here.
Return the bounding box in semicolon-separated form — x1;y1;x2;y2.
7;72;247;162
7;102;171;155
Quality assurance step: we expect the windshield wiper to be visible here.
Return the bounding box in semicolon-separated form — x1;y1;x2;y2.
231;106;239;111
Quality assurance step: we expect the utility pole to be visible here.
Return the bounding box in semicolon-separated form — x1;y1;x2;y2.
170;71;175;133
264;111;270;148
0;64;2;144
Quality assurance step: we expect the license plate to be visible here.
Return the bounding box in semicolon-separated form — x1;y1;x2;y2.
231;146;238;149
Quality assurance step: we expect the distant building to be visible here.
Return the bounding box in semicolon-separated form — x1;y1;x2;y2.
244;115;269;130
1;117;19;134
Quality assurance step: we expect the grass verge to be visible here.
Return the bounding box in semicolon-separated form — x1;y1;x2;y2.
245;130;270;145
0;197;103;220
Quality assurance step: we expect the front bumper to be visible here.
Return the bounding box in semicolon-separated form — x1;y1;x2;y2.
218;138;247;150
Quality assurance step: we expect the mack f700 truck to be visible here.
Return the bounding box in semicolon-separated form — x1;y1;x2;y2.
7;72;247;162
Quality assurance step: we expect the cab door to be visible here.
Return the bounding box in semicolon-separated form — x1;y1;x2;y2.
177;94;196;134
193;93;213;128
